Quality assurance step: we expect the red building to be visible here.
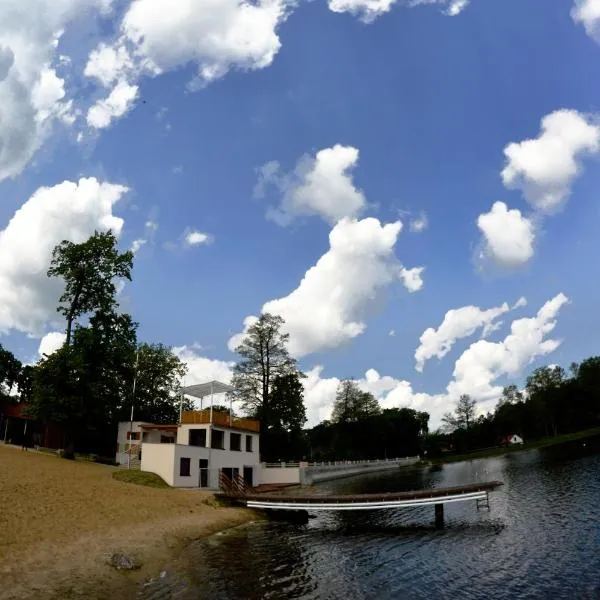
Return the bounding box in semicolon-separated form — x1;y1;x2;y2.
0;402;64;449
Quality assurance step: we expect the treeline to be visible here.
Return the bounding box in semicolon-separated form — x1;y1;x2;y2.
0;231;191;456
429;361;600;456
305;380;429;461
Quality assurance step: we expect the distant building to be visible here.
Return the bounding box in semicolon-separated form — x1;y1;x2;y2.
502;433;524;446
0;401;64;449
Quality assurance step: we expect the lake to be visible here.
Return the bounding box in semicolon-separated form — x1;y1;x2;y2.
142;446;600;599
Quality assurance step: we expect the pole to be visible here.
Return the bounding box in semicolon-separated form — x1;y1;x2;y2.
128;349;139;470
209;381;214;424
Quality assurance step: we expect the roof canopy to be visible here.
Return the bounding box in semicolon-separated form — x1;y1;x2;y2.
181;380;234;399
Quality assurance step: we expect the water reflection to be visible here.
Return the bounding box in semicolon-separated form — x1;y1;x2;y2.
142;450;600;600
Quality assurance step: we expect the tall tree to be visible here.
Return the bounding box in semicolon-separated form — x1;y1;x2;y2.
48;230;133;346
442;394;477;432
331;380;381;423
269;372;307;433
231;313;298;429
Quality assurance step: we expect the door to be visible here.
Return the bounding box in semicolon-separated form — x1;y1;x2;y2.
199;459;208;488
243;466;254;487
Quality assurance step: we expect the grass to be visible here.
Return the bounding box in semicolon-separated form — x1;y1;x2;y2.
425;426;600;466
112;469;170;488
0;444;255;600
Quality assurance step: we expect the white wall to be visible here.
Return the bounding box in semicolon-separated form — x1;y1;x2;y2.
140;443;176;486
259;466;301;485
116;421;146;465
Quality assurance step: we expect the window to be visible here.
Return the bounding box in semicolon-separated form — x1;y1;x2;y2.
180;457;191;477
160;435;174;444
126;431;140;440
211;429;225;450
189;428;207;447
246;435;253;452
230;432;241;451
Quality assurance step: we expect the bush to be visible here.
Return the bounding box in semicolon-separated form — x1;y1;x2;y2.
112;470;170;488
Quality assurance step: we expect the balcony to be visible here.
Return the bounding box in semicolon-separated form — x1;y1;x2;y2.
181;410;260;433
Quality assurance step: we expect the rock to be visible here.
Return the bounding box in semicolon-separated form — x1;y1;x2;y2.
107;552;142;570
160;571;167;579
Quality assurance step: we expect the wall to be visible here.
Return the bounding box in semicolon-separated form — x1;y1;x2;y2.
259;465;301;485
301;458;419;485
140;443;176;486
115;421;145;465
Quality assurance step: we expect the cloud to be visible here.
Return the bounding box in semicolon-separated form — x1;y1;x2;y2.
414;298;528;372
184;230;211;246
87;80;139;129
130;219;158;254
409;211;428;233
0;178;128;336
301;293;567;428
327;0;397;23
408;0;470;17
572;0;600;41
501;109;600;213
229;217;424;357
173;345;235;385
38;331;66;357
0;0;110;182
477;201;535;268
258;145;366;225
84;0;293;129
447;293;569;401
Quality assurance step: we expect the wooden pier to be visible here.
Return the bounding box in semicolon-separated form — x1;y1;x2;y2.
219;476;503;527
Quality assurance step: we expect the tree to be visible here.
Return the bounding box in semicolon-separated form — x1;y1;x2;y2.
269;373;307;432
498;384;524;406
128;343;188;424
442;394;477;433
331;380;380;423
231;313;298;429
48;230;133;346
16;365;35;403
0;344;21;399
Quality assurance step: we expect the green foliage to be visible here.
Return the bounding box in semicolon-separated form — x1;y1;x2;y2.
231;313;306;460
0;343;21;399
308;407;428;461
331;380;381;423
112;469;170;488
48;230;133;345
442;394;477;433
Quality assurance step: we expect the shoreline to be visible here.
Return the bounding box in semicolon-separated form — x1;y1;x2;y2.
1;502;260;600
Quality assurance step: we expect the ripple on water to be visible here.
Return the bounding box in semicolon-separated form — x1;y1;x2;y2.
139;452;600;600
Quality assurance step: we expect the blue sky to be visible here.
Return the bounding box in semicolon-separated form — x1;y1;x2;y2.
1;0;600;426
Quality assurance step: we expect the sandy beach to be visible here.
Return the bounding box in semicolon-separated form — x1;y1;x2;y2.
0;444;257;600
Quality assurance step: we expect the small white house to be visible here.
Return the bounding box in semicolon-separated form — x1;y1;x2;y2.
503;433;524;445
116;381;260;489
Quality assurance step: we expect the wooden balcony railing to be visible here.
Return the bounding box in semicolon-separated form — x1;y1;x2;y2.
181;410;260;432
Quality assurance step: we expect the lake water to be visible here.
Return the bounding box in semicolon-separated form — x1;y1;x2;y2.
142;446;600;599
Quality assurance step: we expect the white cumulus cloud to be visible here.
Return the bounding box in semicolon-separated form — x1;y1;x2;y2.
408;0;470;17
0;0;110;182
477;201;535;267
258;145;366;225
87;80;139;128
447;293;569;402
572;0;600;41
415;300;522;372
409;211;428;233
328;0;397;23
184;230;211;246
38;331;66;357
85;0;292;129
229;217;424;358
501;109;600;213
0;178;128;336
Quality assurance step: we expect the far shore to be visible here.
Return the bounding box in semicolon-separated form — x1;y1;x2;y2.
421;426;600;467
0;444;258;600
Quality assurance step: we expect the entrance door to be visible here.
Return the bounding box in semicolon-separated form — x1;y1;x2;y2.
199;459;208;488
243;466;254;487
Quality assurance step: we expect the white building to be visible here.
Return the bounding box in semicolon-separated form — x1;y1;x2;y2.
503;433;524;445
116;381;260;489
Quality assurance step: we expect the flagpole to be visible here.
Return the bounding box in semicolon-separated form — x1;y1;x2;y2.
127;349;139;470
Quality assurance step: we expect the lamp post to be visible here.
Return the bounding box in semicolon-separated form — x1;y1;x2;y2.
127;349;140;470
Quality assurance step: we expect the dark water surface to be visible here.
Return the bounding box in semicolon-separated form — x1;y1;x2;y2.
142;449;600;600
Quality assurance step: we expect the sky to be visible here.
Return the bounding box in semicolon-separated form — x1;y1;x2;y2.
1;0;600;428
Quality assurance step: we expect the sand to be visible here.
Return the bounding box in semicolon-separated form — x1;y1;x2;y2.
0;444;257;600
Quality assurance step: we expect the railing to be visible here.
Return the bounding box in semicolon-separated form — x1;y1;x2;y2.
181;411;260;433
262;457;416;469
218;471;250;496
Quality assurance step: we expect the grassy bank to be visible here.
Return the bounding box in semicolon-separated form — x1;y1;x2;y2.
424;427;600;466
0;444;257;600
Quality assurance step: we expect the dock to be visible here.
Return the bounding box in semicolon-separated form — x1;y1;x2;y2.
219;477;504;527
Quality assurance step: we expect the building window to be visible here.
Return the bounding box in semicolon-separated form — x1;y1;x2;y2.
245;435;253;452
126;431;140;440
189;428;207;447
230;433;241;451
180;457;191;477
160;435;174;444
211;429;225;450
